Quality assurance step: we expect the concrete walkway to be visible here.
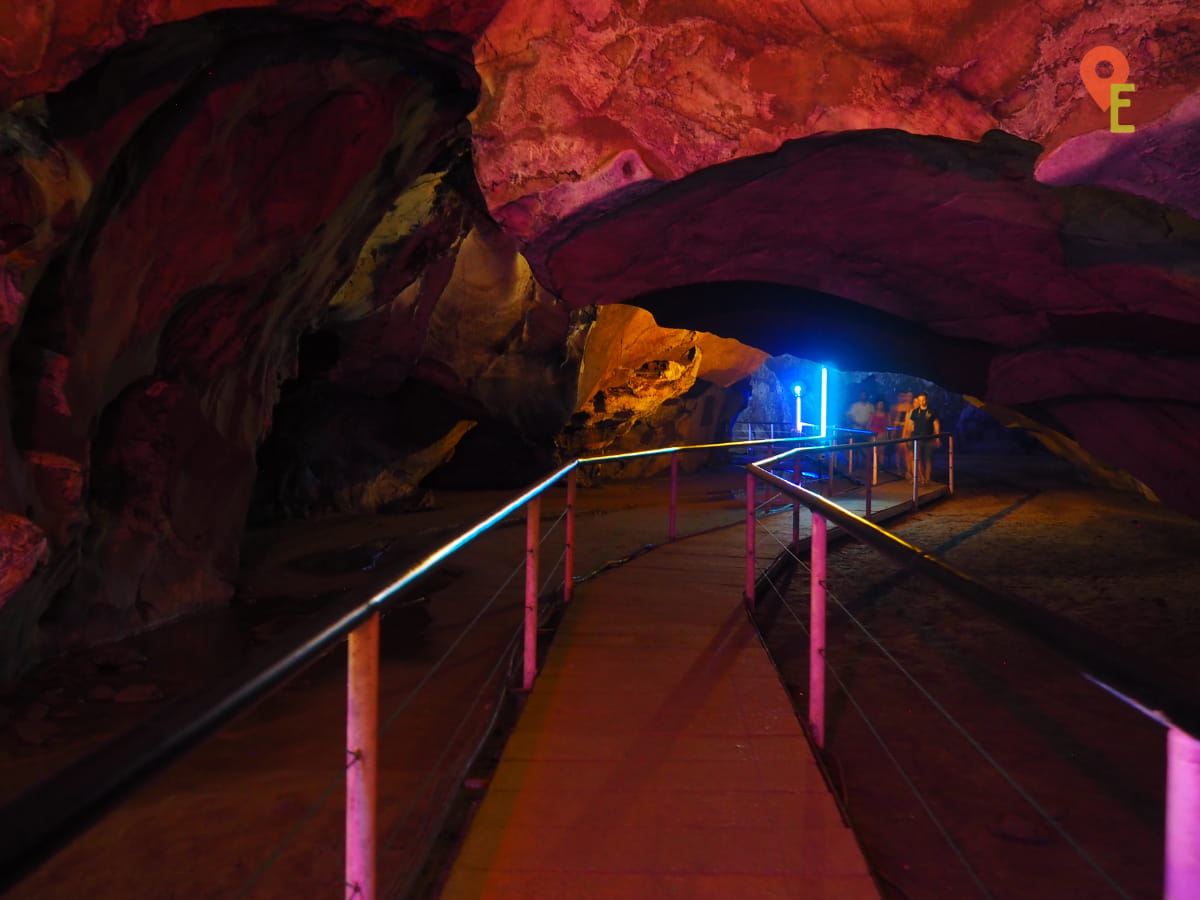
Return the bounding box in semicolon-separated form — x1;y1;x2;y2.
439;479;949;899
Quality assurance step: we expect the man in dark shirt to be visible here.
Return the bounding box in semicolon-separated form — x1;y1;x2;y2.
909;392;940;484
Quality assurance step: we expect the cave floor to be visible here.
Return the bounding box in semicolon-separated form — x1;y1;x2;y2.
1;453;1197;898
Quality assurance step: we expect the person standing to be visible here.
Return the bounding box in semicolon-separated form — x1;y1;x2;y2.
846;390;873;430
909;392;941;485
868;399;889;445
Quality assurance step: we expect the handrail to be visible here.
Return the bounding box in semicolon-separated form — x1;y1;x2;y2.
0;459;590;891
747;448;1200;740
578;433;826;462
746;440;1200;899
0;431;834;894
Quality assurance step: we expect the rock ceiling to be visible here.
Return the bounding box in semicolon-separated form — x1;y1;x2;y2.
0;0;1197;673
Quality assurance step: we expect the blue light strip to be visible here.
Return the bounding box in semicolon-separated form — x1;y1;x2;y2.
819;366;828;438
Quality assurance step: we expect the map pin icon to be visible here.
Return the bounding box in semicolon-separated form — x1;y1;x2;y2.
1080;46;1130;111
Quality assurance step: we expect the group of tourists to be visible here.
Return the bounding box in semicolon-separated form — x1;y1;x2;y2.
845;389;941;484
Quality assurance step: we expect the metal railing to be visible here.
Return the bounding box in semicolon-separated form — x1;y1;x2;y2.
730;421;800;442
0;431;833;898
744;437;1200;899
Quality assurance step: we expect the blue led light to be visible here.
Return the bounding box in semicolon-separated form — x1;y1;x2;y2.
819;367;828;439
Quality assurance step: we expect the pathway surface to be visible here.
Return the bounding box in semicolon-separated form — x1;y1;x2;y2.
439;478;949;898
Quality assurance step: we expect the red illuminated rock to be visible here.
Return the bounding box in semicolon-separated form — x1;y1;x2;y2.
471;0;1200;239
0;17;480;673
0;514;47;610
0;0;1198;679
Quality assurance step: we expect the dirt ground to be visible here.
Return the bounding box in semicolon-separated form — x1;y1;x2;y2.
756;454;1200;900
1;450;1196;898
0;462;758;899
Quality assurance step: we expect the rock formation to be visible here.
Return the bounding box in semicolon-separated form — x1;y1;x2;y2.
0;1;1197;675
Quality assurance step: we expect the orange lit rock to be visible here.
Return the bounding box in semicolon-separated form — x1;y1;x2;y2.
561;304;766;466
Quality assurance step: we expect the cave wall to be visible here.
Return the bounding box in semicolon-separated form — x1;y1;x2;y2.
0;13;481;675
470;0;1200;237
0;9;769;677
464;0;1200;515
0;1;1198;677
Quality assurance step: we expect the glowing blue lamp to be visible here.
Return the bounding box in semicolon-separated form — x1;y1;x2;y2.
819;366;828;438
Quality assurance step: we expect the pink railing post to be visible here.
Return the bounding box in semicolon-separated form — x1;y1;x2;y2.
346;612;379;900
948;434;955;495
866;443;877;518
1166;726;1200;899
669;453;679;541
523;496;541;691
809;512;827;748
792;454;801;549
912;440;920;509
745;471;756;609
564;469;576;603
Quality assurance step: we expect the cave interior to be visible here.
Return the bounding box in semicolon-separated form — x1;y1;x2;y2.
0;0;1199;892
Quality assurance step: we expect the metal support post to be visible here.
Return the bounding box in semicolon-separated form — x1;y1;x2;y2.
523;496;540;690
872;444;878;487
792;454;801;548
809;512;827;748
827;453;834;498
1166;726;1200;900
912;440;920;509
745;471;756;609
669;454;679;541
564;469;576;603
949;434;955;495
848;437;854;475
346;612;379;900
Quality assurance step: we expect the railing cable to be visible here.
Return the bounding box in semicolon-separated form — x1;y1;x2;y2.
380;552;527;735
540;546;568;598
233;759;348;898
758;565;994;898
809;564;1130;896
751;488;1132;898
379;622;524;887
